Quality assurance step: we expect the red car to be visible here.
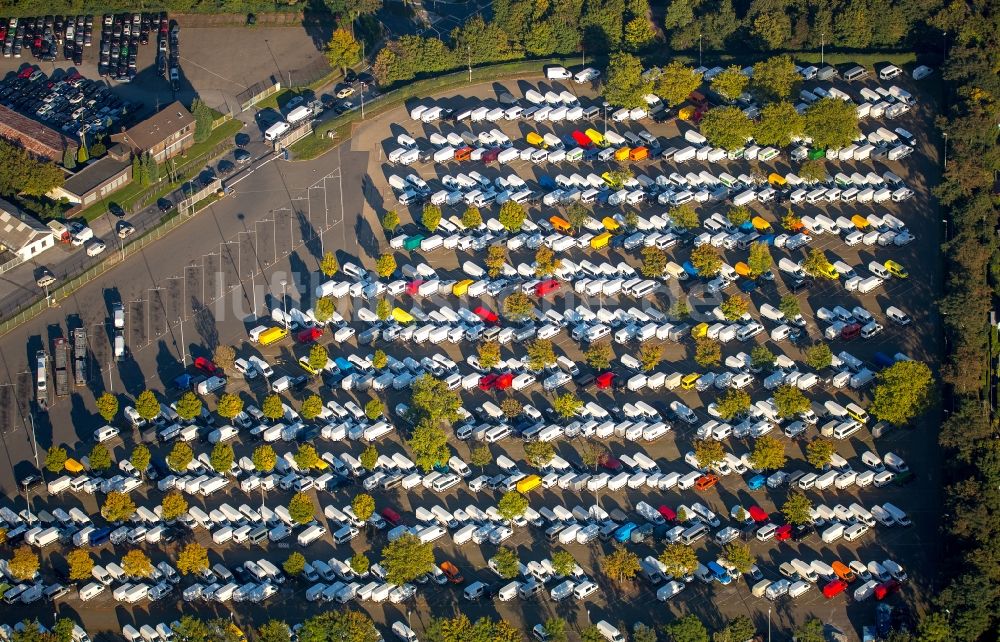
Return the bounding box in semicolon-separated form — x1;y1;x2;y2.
193;356;216;375
406;280;423;296
599;454;622;472
571;130;592;148
494;373;513;390
874;579;901;600
534;279;560;297
841;323;861;340
774;524;793;541
822;579;848;599
380;507;401;526
657;505;676;521
478;374;499;391
748;506;769;523
595;372;615;389
297;327;323;344
17;66;35;79
474;306;499;324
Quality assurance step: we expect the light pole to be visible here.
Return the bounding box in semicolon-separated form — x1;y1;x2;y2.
466;45;472;84
280;279;288;329
942;31;947;61
698;34;702;68
821;32;825;65
767;607;771;642
603;106;608;135
360;82;366;119
943;132;948;169
177;316;187;366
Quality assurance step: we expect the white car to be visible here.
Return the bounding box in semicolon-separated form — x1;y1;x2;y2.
86;239;107;256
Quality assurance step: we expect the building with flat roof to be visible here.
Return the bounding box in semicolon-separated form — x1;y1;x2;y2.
112;101;195;163
49;143;133;207
0;198;55;262
0;104;77;163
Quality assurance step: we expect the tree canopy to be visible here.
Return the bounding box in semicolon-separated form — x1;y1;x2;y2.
603;52;653;109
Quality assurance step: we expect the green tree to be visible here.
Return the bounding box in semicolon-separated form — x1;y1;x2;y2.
871;361;934;426
715;388;750;420
497;491;528;523
492;546;520;579
320;251;340;277
711;65;749;101
600;544;641;582
376;252;396;278
300;395;323;421
375;298;390;322
793;619;825;642
64;146;76;169
750;434;786;470
655;61;703;107
603;52;653;109
699;106;754;151
524;441;555;467
45;445;68;473
671;298;690;319
751;11;791;49
381;210;400;232
526;338;556;370
122;549;153;577
461;206;482;229
747;241;772;277
252;445;277;473
382;533;435;585
283;551;306;576
176;542;209;575
360;444;378;471
502;291;534;321
720;294;749;321
779;295;801;321
485;245;507;278
805;343;833;369
477;341;500;370
409;375;462;426
308;343;329;373
257;621;291;642
88;443;112;472
364;398;383;421
190;99;214;143
53;619;74;642
315;297;336;324
805;98;860;150
216;393;243;420
161;490;188;521
409;421;451;472
294;443;320;470
470;445;492;471
714;616;755;642
915;613;952;642
175;391;202;422
751;345;775;370
623;16;655;51
325;28;361;73
212;345;235;372
553;392;583;419
350;552;370;576
543;618;569;642
551;550;576;577
752;55;801;101
66;548;94;581
668;202;699;229
422;204;442;232
782;208;803;231
498;200;527;232
262;394;284;421
659;543;698;578
602;168;633;190
633;624;658;642
8;546;39;581
641;245;667;277
372;349;388;370
774;385;809;418
586;340;613;370
500;397;523;419
534;244;561;277
690;244;722;276
723;542;755;575
806;438;836;470
565;203;590;231
102;491;136;522
352;493;376;522
694;336;721;367
799;159;827;183
755;102;805;147
694;439;725;469
802;248;836;278
135;389;160;421
639;343;662;371
210;442;234;473
288;492;315;525
727;205;751;227
782;491;813;526
166;441;193;472
581;627;605;642
130;444;151;476
96;392;119;422
665;615;709;642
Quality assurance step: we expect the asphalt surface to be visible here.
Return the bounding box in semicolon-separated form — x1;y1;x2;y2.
0;68;944;642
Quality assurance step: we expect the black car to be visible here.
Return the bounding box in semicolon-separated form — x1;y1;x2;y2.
157;198;173;213
108;202;124;217
344;69;357;83
19;473;42;491
290;374;309;390
233;148;251;164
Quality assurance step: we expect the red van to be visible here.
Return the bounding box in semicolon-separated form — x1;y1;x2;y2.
474;306;499;324
297;327;323;343
822;579;848;598
599;454;622;472
380;507;401;526
841;323;861;340
494;373;513;390
748;506;769;523
774;524;793;541
193;356;217;375
478;374;499;391
874;580;901;600
595;372;615;389
657;505;677;521
406;280;423;296
534;280;560;297
571;130;592;148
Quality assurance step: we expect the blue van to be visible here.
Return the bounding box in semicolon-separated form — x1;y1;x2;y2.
706;561;732;585
874;352;895;369
334;357;353;372
747;474;767;490
682;261;699;277
613;522;638;543
89;526;113;546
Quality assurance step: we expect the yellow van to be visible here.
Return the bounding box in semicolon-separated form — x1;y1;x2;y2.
64;458;84;474
768;173;787;187
391;307;414;324
614;146;630;161
516;475;541;493
751;216;772;232
526;132;545;147
585;128;605;147
681;373;701;389
851;214;870;230
591;232;611;249
452;280;473;296
258;327;289;346
601;216;620;232
884;260;908;278
691;322;709;338
678;106;696;120
734;262;752;277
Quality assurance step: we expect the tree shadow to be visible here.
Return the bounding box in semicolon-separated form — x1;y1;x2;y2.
302;0;338;52
191;296;219;354
355;210;379;259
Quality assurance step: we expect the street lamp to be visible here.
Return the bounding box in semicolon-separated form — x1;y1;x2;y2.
943;132;948;169
360;82;366;120
280;279;288;329
767;607;771;642
603;106;608;135
698;34;703;68
821;32;825;65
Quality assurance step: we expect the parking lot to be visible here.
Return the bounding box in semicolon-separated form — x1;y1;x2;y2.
0;61;944;641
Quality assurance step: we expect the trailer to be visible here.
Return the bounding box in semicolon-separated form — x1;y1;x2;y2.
73;328;88;386
53;337;70;397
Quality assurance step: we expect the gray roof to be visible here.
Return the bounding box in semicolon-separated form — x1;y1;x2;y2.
0;199;52;251
62;155;131;198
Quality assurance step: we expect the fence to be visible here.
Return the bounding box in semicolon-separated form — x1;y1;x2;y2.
175;11;304;28
274;122;313;151
287;57;334;90
178;179;223;212
238;78;281;112
0;254;23;276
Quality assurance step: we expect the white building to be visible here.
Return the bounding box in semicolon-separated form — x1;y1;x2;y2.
0;199;55;263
